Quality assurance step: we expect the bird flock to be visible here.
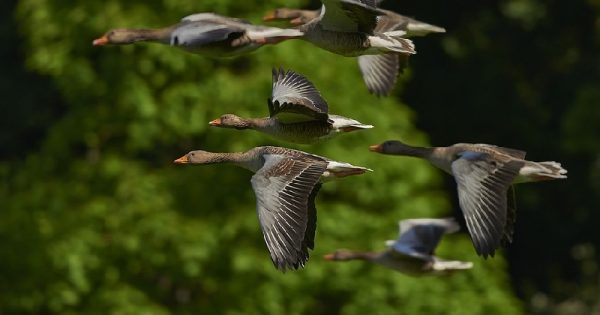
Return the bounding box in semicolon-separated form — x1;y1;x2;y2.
94;0;567;275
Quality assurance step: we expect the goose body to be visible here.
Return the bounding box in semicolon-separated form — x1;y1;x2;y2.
93;13;303;57
209;68;373;144
369;140;567;257
174;146;371;271
264;3;445;95
263;0;415;96
264;7;446;37
324;218;473;275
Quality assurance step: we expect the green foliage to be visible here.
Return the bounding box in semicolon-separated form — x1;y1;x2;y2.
0;0;528;314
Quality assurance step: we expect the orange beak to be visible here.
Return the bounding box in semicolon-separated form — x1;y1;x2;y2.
369;144;383;152
208;118;221;126
93;35;109;46
263;11;277;21
322;253;335;261
173;155;189;164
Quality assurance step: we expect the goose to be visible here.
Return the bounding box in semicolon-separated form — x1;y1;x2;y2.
369;140;567;257
324;218;473;275
276;0;416;96
174;146;371;271
92;13;303;57
209;68;373;144
263;1;445;96
263;7;446;37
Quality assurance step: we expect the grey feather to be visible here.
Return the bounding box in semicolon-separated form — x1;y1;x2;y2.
251;154;326;271
451;151;524;258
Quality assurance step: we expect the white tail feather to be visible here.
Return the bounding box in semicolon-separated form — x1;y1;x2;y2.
432;260;473;271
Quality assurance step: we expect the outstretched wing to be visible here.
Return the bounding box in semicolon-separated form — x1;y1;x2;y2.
357;54;400;96
268;68;329;123
391;218;459;257
251;154;326;271
319;0;383;33
451;151;524;258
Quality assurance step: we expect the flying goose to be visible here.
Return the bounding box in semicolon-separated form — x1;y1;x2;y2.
263;7;445;37
324;218;473;275
209;68;373;144
93;13;303;57
282;0;417;96
369;140;567;257
174;146;371;271
263;1;445;95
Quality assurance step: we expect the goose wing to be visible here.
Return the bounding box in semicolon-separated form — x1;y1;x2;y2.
358;54;407;96
268;68;329;123
390;218;459;258
251;154;326;271
171;21;245;48
319;0;383;33
451;151;524;257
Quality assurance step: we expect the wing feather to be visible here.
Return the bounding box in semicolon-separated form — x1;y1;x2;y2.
268;68;329;123
451;152;524;257
251;155;326;271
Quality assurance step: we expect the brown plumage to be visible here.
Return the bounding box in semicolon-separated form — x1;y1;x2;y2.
209;68;373;144
174;146;371;271
369;140;567;257
93;13;303;57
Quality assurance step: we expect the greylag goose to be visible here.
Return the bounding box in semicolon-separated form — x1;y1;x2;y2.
280;0;416;96
209;68;373;144
263;7;445;37
93;13;303;57
324;218;473;275
263;2;445;95
369;140;567;258
174;146;371;271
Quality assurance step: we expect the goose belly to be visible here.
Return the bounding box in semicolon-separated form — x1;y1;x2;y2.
303;27;368;56
177;40;260;57
264;122;333;144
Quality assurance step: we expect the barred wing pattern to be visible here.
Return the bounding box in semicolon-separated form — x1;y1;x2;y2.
357;54;401;96
251;154;327;271
268;68;329;123
451;151;524;257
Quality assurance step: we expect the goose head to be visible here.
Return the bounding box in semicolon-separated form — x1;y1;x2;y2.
369;140;413;155
209;114;251;130
93;29;142;45
174;150;219;164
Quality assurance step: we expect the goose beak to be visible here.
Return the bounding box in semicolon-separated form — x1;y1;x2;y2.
208;119;221;126
322;253;335;261
369;144;383;152
93;35;109;46
174;155;189;164
263;11;277;21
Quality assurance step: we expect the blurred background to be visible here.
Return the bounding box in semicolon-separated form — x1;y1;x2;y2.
1;0;598;314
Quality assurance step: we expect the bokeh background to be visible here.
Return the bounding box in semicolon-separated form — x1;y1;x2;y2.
1;0;599;314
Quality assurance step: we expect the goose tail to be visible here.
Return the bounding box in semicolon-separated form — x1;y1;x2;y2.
406;22;446;37
329;114;373;132
324;161;372;179
519;161;568;182
432;260;474;271
370;32;415;54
